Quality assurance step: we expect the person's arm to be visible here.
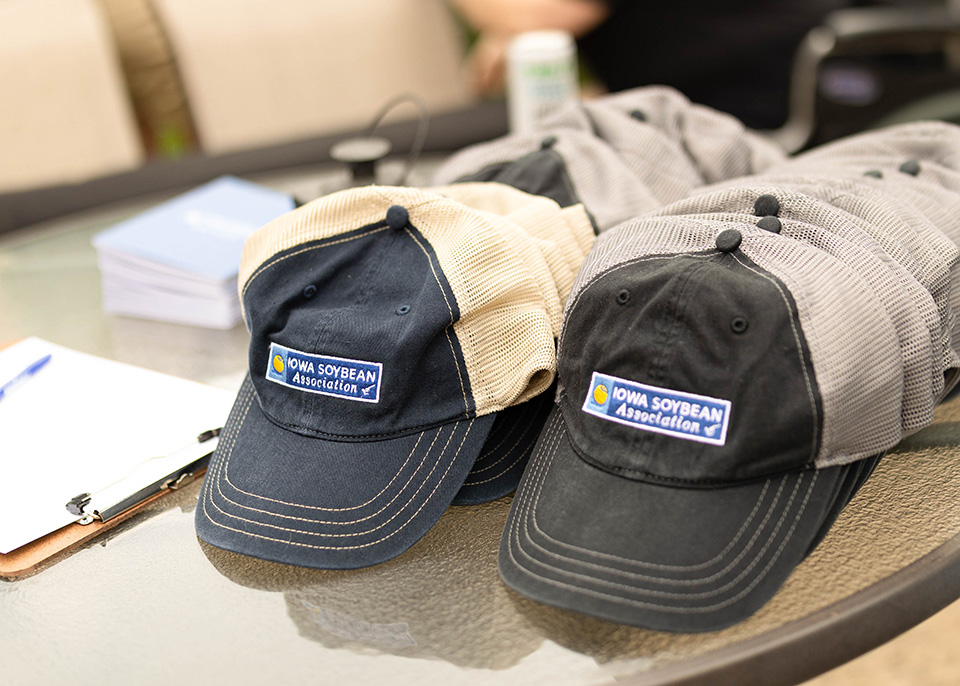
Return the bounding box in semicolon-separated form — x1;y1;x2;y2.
452;0;610;95
452;0;609;37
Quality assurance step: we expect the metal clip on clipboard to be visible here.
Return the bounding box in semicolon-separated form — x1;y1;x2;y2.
65;428;221;524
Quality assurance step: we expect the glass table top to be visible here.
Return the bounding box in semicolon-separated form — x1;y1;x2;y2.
2;176;960;686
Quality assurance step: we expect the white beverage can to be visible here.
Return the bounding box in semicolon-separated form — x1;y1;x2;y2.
506;30;579;134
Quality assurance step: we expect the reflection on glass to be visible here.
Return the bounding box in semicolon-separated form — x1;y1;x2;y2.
201;498;543;669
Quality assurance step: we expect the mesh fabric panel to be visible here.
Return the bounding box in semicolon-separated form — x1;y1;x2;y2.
781;121;960;183
650;187;945;430
432;129;679;232
566;122;960;470
582;86;786;184
432;86;786;233
433;182;596;310
454;205;563;335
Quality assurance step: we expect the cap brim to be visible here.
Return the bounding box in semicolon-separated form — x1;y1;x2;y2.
197;375;495;569
802;451;882;558
499;407;870;633
453;385;556;505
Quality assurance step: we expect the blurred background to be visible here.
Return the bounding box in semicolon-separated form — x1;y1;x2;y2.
6;0;960;198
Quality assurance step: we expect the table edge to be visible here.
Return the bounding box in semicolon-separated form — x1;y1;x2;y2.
626;531;960;686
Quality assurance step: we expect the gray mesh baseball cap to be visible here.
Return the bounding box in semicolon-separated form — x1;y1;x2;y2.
500;121;960;632
499;219;900;632
649;183;955;435
432;86;785;232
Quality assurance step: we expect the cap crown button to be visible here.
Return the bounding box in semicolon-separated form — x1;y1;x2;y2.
754;194;780;217
716;229;742;252
757;216;782;234
385;205;409;230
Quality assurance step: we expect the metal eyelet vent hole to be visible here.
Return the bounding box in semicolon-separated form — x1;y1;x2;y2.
396;305;411;316
731;317;749;334
303;285;317;299
616;289;631;305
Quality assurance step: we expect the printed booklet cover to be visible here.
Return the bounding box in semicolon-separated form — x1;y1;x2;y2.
93;176;295;328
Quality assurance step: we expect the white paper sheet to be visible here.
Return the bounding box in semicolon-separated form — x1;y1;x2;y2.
0;338;234;553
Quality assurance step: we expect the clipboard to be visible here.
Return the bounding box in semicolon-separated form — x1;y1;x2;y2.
0;466;203;579
0;338;233;579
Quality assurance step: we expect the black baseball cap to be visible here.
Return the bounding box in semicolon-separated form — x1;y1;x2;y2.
500;212;904;632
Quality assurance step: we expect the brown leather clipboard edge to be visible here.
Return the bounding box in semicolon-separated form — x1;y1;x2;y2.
0;468;207;580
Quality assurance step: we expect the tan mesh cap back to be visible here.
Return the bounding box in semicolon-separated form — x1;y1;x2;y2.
434;182;595;318
240;185;565;413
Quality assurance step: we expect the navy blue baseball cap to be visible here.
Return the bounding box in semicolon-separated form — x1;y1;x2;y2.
196;186;563;569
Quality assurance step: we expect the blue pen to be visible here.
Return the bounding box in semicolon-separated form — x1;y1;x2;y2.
0;353;52;402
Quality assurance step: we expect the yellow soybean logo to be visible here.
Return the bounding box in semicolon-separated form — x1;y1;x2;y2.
272;355;285;374
593;384;608;405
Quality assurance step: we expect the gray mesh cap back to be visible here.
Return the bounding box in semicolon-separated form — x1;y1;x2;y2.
432;86;785;232
650;183;950;434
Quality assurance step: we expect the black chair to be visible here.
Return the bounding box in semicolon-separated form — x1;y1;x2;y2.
774;2;960;152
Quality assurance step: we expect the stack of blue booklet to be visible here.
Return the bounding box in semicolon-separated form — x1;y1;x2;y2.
92;176;295;329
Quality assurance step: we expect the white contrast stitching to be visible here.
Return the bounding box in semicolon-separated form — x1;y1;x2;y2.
220;382;432;512
520;412;771;571
242;226;392;299
209;422;461;535
731;251;820;461
402;226;469;413
518;426;808;591
502;414;822;612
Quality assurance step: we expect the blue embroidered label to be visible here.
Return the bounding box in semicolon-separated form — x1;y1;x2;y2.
581;372;731;445
266;342;382;403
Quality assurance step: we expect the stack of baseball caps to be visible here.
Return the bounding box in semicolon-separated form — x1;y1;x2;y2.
499;120;960;632
196;79;960;635
195;85;781;571
433;85;786;232
195;182;595;568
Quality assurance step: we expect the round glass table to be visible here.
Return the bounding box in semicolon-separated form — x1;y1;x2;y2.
2;173;960;686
